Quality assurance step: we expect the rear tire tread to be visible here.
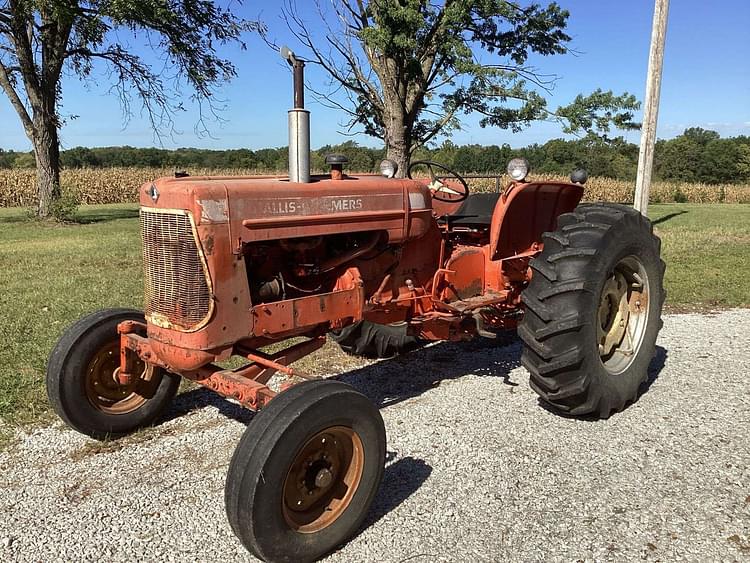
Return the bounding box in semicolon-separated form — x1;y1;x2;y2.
329;320;421;358
519;203;665;419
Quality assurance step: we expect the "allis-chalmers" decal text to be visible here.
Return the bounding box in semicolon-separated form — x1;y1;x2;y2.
258;196;366;216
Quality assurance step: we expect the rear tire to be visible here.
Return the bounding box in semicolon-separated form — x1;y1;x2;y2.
225;380;386;562
329;321;421;358
46;308;180;439
518;203;665;418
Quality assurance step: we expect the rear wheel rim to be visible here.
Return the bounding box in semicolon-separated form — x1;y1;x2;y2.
282;426;365;533
597;255;650;375
84;341;155;414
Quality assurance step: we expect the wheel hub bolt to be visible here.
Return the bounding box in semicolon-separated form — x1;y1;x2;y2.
315;468;333;489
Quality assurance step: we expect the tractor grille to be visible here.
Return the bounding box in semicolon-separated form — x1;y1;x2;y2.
140;209;212;331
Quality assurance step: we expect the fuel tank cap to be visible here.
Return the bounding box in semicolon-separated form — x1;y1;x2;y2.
325;154;349;165
325;154;349;181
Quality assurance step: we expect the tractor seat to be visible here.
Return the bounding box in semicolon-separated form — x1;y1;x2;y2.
441;192;501;227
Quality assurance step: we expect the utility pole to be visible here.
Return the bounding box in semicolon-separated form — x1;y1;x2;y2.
634;0;670;216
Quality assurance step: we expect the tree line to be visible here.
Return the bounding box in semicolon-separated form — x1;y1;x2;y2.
1;128;748;184
0;0;645;217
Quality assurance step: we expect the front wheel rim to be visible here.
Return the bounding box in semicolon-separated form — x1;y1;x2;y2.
282;426;365;533
597;255;651;375
84;341;156;414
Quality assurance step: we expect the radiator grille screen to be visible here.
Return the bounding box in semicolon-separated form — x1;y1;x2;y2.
141;209;211;330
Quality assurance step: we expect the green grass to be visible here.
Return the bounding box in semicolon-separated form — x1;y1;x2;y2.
649;204;750;309
0;203;747;437
0;204;144;433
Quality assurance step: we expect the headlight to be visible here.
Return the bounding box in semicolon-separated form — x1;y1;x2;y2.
379;159;398;178
147;183;159;202
506;158;530;182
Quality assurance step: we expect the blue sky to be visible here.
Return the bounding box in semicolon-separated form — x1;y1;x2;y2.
1;0;748;151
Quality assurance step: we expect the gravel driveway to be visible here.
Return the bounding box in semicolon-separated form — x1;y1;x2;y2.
1;309;749;562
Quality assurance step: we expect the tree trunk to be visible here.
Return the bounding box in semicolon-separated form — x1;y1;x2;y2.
384;107;412;178
32;109;61;218
386;140;409;178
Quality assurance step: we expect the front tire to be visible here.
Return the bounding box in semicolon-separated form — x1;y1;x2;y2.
225;380;386;562
46;308;180;439
518;203;665;418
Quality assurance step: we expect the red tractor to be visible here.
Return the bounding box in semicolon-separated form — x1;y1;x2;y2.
47;52;664;562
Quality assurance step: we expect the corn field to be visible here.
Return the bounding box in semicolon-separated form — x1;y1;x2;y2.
1;167;749;208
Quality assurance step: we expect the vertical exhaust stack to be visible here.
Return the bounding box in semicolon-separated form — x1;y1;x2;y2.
281;46;310;183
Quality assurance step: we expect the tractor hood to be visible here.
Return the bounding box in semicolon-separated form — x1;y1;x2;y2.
139;173;435;249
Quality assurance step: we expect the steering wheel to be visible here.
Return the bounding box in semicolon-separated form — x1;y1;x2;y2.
406;160;469;203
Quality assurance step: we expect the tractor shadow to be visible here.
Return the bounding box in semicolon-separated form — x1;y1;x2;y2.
631;344;669;407
166;338;668;427
165;390;434;535
162;337;668;545
165;386;256;425
164;333;523;423
360;453;432;530
335;333;522;409
163;335;521;533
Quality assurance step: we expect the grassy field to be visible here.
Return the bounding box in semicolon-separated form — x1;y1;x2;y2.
649;204;750;308
1;167;750;206
0;203;748;437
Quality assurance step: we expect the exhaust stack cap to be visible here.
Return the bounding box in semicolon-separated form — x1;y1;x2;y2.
280;45;297;64
325;154;348;181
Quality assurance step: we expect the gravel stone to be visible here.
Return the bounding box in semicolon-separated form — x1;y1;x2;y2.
1;309;749;562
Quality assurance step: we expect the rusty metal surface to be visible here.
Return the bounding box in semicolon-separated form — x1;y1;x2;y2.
251;286;364;336
192;369;277;410
119;321;328;411
438;246;486;302
281;426;365;533
85;340;153;414
237;336;326;385
141;208;213;331
243;351;317;381
141;174;434;245
137;174;437;357
320;232;382;273
135;172;588;405
490;181;583;260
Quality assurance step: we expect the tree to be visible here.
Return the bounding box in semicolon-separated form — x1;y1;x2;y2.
698;139;742;184
275;0;640;175
654;135;701;182
60;146;101;168
682;127;720;146
737;143;750;181
0;0;256;217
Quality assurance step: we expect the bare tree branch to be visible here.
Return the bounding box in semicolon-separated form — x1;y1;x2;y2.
0;59;32;135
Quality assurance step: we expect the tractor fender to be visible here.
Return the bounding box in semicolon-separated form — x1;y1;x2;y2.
490;181;584;260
